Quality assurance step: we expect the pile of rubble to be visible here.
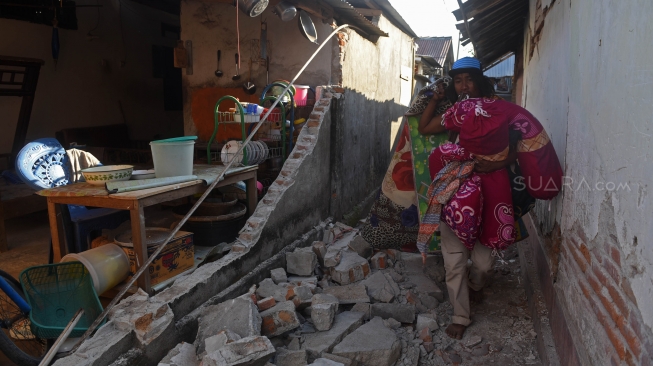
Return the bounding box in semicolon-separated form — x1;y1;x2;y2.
158;222;541;366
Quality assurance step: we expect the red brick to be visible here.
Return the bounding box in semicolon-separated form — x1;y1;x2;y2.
307;119;320;128
591;247;604;264
579;243;592;264
607;284;630;317
257;296;276;311
603;259;622;284
332;87;345;93
585;282;627;360
609;245;622;266
592;263;611;288
596;290;625;328
625;351;636;366
587;272;602;294
621;279;639;306
406;291;420;305
419;327;432;343
578;279;592;299
617;322;641;358
568;243;588;272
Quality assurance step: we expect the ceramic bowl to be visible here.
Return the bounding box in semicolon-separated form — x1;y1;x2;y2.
81;165;134;185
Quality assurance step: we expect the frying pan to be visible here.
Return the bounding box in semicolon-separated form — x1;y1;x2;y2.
298;10;318;44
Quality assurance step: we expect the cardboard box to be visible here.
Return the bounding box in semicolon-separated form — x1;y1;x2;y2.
120;231;194;286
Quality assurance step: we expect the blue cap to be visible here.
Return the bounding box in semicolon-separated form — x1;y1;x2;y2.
449;57;482;77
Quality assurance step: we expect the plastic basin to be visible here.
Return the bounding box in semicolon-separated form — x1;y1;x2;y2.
150;139;195;178
61;244;130;295
294;85;309;106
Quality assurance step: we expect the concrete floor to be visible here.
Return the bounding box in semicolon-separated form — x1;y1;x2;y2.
1;210;51;280
0;210;51;366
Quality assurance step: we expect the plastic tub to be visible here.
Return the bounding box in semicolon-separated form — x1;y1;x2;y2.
61;244;130;295
294;85;310;106
150;138;196;178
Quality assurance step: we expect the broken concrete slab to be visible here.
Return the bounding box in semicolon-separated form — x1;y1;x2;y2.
347;236;372;259
418;293;438;310
287;276;318;290
158;342;198;366
308;358;345;366
324;246;343;267
311;293;339;331
383;318;401;330
416;314;439;332
312;241;327;266
256;278;293;302
361;271;399;303
195;297;262;355
202;336;275;366
404;273;444;302
205;330;241;354
287;247;318;276
465;335;482;348
330;251;370;285
385;268;403;283
370;303;415;323
331;317;401;366
302;311;365;361
271;268;288;284
321;353;355;366
276;348;308;366
291;285;314;309
370;252;387;270
323;283;369;304
350;303;371;321
260;301;301;337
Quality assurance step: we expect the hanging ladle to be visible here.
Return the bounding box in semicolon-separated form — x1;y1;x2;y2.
232;53;241;81
243;59;256;95
215;50;223;77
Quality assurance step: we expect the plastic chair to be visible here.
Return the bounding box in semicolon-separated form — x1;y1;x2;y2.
15;138;128;256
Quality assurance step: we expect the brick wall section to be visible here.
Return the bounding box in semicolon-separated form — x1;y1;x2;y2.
559;227;653;366
234;87;342;251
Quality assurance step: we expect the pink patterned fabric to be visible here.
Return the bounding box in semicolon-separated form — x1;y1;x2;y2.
442;175;483;250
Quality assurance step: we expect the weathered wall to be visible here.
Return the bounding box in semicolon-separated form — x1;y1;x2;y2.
0;0;183;146
329;15;413;219
179;0;334;138
520;0;653;364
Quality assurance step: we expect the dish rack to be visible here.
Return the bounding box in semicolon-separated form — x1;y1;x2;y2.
207;95;287;166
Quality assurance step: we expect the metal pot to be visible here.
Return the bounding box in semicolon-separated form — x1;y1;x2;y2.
238;0;269;17
273;1;297;21
298;10;318;44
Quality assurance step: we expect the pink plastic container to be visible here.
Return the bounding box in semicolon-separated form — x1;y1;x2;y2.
294;85;310;106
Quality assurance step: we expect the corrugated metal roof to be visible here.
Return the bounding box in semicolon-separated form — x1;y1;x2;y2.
484;54;514;77
320;0;389;37
415;37;452;67
453;0;527;67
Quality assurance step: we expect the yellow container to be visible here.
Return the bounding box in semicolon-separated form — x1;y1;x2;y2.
118;230;194;286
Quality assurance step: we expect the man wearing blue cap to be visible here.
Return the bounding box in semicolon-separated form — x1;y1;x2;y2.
418;57;511;340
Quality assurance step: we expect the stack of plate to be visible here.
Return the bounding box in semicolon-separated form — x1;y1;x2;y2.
221;140;269;166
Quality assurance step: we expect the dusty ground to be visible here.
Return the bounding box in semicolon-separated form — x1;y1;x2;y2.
403;243;542;365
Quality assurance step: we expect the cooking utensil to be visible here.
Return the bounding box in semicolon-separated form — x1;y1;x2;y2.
243;59;256;95
273;1;297;21
298;10;318;44
237;0;269;17
215;50;223;77
232;53;241;80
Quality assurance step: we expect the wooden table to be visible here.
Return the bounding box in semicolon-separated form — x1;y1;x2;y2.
39;165;258;294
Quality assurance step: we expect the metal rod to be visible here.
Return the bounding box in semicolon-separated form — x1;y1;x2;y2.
39;309;84;366
65;23;357;357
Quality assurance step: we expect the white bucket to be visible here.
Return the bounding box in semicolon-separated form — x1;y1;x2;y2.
150;140;195;178
61;244;130;295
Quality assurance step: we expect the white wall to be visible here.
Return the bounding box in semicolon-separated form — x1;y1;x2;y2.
0;0;182;147
522;0;653;362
